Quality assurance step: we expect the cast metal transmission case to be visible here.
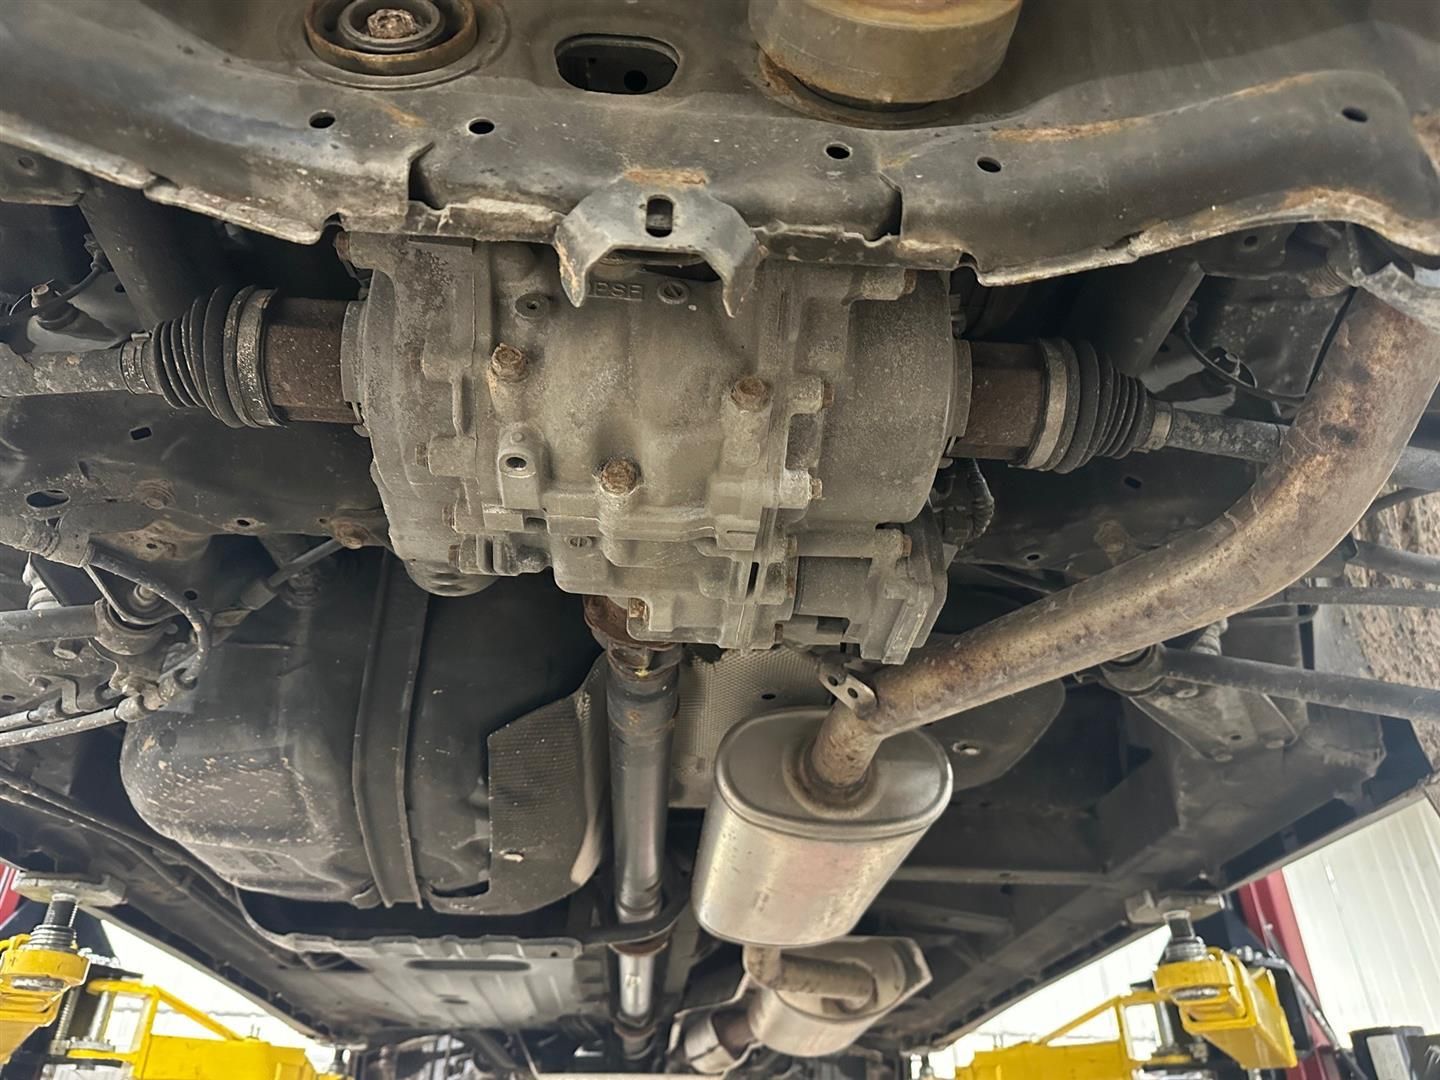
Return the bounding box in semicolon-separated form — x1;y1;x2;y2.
342;193;964;659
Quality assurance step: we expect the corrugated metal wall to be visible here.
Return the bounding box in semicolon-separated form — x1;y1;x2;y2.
1282;798;1440;1038
932;800;1440;1073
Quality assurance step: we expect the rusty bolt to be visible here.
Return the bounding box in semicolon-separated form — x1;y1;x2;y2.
627;598;648;620
28;282;52;308
809;477;824;500
332;521;369;549
490;343;529;383
333;232;351;261
598;458;640;495
730;375;772;412
366;7;420;39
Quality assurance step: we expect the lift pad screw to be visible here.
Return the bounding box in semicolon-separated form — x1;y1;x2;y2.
731;375;771;411
598;458;640;495
490;342;529;383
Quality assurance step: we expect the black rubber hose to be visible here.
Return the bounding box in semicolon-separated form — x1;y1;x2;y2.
0;604;98;646
1155;647;1440;724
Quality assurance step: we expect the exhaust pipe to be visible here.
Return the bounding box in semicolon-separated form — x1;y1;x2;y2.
807;288;1440;792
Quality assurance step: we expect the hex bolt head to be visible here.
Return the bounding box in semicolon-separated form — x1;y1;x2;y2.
730;376;772;411
490;343;529;383
598;458;640;495
332;521;369;549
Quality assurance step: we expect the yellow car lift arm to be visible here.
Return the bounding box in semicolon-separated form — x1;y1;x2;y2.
954;912;1298;1080
0;893;339;1080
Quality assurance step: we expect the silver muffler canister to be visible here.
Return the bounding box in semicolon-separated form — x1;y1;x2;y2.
692;707;952;947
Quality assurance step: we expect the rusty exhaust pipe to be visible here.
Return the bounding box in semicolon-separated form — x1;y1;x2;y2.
807;289;1440;792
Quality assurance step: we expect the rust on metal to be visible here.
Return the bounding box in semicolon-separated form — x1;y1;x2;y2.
257;297;353;424
366;7;421;39
730;375;771;411
598;457;641;496
750;0;1023;106
304;0;477;77
808;291;1440;790
489;342;529;383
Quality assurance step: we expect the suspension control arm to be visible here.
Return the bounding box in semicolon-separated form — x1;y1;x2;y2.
1117;646;1440;726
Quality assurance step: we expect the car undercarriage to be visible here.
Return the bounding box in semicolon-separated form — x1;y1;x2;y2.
0;0;1439;1076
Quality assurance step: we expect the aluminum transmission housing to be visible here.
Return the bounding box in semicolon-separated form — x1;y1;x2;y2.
342;233;961;659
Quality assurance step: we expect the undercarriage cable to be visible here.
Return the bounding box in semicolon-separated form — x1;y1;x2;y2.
86;547;211;687
1175;324;1307;407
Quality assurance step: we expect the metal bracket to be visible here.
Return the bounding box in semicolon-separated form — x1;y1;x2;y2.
818;658;877;717
15;872;125;907
1331;226;1440;332
1125;888;1223;926
553;179;762;318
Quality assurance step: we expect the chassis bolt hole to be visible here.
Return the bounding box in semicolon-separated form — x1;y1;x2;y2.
309;111;337;129
15;156;36;172
503;455;529;472
976;156;1003;173
1342;106;1368;123
1024;552;1042;562
467;117;495;135
825;142;852;161
24;490;68;509
556;34;678;96
644;195;674;238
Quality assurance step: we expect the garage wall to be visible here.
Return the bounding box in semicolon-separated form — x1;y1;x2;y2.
1282;798;1440;1038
